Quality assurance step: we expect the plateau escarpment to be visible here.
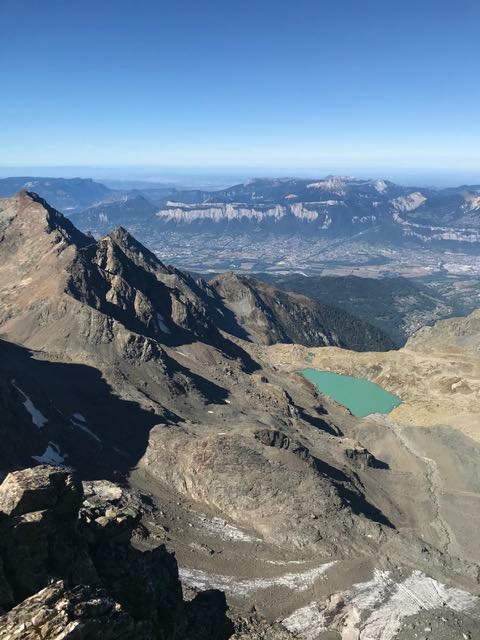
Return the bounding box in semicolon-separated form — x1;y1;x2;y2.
151;177;480;248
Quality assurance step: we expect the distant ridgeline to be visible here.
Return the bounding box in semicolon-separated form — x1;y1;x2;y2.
1;176;480;251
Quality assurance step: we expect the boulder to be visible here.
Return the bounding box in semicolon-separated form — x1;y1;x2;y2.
0;466;94;606
0;465;81;518
254;428;311;461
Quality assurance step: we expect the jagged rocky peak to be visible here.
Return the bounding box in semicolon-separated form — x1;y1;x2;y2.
0;190;92;250
0;193;229;364
0;193;93;332
67;234;175;340
105;225;170;275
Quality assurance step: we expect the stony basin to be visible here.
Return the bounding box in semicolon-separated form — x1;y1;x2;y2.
302;368;401;417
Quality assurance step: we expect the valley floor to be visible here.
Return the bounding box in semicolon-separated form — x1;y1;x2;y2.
128;356;480;639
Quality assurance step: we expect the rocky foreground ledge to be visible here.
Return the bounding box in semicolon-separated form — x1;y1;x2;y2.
0;465;234;640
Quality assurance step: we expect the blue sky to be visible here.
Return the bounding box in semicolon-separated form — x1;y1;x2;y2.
1;0;479;177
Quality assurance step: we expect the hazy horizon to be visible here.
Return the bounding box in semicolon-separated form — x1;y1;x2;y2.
0;165;479;189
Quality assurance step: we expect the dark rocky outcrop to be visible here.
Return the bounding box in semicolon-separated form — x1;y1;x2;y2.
232;608;299;639
344;447;389;470
0;465;233;639
0;467;94;610
0;465;82;518
253;428;310;461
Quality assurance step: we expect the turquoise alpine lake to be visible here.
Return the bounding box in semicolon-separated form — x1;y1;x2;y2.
301;368;401;417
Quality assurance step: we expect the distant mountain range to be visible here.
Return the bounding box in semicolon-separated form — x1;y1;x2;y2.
151;176;480;245
1;174;480;257
0;177;113;213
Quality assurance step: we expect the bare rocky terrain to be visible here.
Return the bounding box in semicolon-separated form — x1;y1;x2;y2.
0;191;479;639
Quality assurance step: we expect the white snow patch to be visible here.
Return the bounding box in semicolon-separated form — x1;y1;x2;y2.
70;414;101;443
196;514;261;542
179;562;336;597
12;382;48;428
359;571;478;640
32;442;65;465
265;559;309;566
373;180;388;193
156;312;171;334
314;569;480;640
349;569;391;611
283;602;327;640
